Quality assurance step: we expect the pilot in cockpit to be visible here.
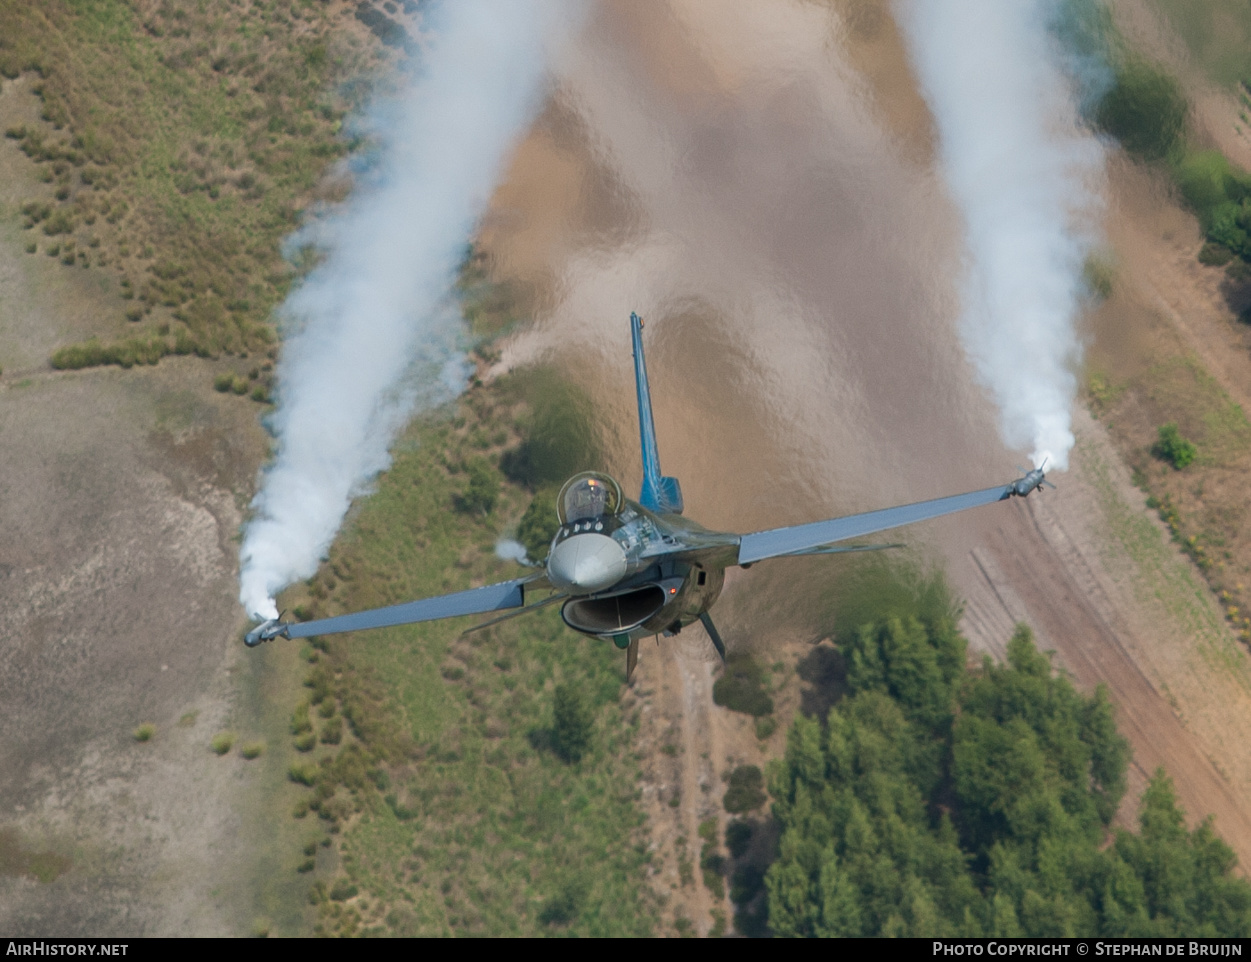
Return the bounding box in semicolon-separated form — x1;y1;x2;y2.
564;477;607;522
558;472;623;527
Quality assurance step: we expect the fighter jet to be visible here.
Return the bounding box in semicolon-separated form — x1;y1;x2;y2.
247;313;1048;681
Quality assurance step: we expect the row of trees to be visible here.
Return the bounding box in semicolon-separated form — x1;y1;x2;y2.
766;616;1251;937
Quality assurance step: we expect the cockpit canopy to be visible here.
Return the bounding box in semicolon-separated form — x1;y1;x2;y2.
557;472;624;524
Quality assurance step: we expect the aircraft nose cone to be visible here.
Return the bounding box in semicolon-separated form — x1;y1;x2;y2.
547;533;627;594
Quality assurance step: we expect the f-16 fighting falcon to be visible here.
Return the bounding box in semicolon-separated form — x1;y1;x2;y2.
247;313;1049;681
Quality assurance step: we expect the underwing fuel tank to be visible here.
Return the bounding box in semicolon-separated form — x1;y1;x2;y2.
546;533;628;594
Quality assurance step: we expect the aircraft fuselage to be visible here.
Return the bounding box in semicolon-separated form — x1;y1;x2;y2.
546;497;735;648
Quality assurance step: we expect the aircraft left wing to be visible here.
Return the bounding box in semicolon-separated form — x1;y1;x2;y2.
244;574;549;646
737;481;1018;566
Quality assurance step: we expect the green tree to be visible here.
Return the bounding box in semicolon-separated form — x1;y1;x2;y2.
764;612;1251;938
1096;58;1187;162
723;765;766;814
1153;423;1196;470
713;654;774;717
1113;772;1251;936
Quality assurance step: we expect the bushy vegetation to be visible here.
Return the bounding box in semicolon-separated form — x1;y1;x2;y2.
210;732;235;756
515;487;559;562
765;611;1251;937
551;683;594;763
50;335;174;370
723;765;766;815
0;0;384;365
1094;51;1251;291
455;457;499;516
1095;57;1188;162
1153;422;1197;469
274;384;654;937
712;654;775;717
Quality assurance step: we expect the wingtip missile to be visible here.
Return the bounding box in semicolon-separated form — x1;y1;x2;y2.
244;617;290;647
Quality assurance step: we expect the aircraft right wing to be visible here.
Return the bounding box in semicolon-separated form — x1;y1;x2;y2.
736;481;1019;566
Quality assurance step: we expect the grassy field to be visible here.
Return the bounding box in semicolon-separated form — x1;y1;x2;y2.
268;381;655;937
1086;338;1251;646
1150;0;1251;90
0;0;393;369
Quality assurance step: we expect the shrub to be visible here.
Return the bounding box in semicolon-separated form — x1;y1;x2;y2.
538;881;584;926
723;765;766;814
456;457;498;516
133;723;155;742
41;210;73;235
1154;422;1197;469
552;683;593;763
290;701;312;735
50;336;169;370
294;732;316;752
712;655;774;717
1095;57;1187;161
211;732;235;755
288;762;318;786
725;820;752;858
320;716;343;745
515;488;559;561
240;741;265;759
1198;242;1234;267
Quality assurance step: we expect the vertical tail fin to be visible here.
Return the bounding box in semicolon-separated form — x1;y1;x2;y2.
630;312;684;514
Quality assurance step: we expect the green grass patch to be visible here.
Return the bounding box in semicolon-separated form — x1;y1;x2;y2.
1075;436;1244;682
272;384;654;937
0;1;377;366
132;722;155;742
1151;0;1251;90
211;731;235;756
1138;355;1251;467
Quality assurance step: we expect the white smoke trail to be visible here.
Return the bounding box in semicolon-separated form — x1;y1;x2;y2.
239;0;569;620
895;0;1103;471
494;538;530;565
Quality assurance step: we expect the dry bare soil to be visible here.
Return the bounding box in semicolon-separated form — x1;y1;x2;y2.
0;78;310;935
